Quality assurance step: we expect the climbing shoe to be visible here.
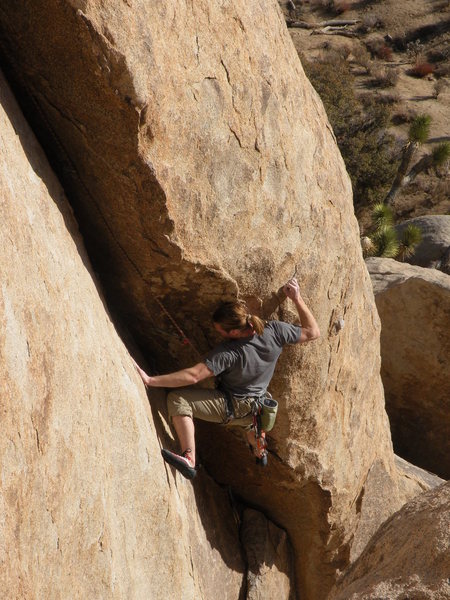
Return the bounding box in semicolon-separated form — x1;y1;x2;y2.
161;448;197;480
248;444;268;467
256;452;268;467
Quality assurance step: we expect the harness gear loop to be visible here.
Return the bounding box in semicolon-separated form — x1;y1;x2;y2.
222;389;235;424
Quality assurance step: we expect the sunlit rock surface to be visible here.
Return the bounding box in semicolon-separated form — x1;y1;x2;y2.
331;482;450;600
368;257;450;479
0;3;403;597
0;70;246;600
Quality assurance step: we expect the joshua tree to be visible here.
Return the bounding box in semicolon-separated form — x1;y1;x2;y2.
397;223;423;261
385;115;450;205
401;142;450;187
362;203;422;260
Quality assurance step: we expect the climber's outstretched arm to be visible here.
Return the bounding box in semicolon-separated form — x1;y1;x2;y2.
133;359;213;388
284;278;320;343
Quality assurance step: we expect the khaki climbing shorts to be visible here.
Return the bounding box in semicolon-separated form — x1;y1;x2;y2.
167;387;254;430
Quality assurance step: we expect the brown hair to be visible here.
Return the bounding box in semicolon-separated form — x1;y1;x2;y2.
212;301;266;335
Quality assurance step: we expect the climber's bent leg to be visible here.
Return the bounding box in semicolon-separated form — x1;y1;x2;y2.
171;415;196;466
164;388;228;478
167;387;228;423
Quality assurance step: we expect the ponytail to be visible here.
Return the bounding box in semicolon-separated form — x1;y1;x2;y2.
213;301;266;335
247;314;265;335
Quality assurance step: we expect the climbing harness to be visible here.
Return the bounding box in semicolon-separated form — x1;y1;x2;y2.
222;389;235;424
219;373;279;466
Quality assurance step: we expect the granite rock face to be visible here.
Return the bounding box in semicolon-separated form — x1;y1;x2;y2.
241;509;294;600
395;455;444;506
0;2;401;597
331;482;450;600
0;70;246;600
367;257;450;479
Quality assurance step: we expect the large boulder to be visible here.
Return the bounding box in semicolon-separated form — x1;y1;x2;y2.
0;69;247;600
331;482;450;600
395;215;450;274
0;3;401;597
367;257;450;479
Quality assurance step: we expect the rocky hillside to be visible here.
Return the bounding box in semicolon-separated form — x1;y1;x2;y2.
0;1;445;599
281;0;450;226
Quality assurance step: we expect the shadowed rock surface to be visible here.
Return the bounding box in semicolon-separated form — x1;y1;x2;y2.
0;2;404;597
241;508;294;600
0;69;246;600
331;482;450;600
367;257;450;479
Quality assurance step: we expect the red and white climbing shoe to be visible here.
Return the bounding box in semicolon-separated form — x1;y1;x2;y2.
161;448;197;480
249;433;268;467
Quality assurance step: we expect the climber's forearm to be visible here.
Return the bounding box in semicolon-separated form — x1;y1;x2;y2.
134;361;213;388
293;296;320;342
146;368;200;387
284;278;320;343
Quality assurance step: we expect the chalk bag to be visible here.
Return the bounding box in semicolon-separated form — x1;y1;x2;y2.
259;396;278;432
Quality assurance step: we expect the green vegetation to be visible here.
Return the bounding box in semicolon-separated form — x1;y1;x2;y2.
397;224;423;260
385;116;449;204
372;224;400;258
302;54;447;252
303;54;398;207
363;202;422;259
432;142;450;166
372;202;394;228
408;114;431;143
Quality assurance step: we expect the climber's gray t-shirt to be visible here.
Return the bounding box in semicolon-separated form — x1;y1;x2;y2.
204;320;301;397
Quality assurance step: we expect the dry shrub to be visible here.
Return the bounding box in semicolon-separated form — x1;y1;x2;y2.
354;47;372;72
433;79;448;98
406;40;423;62
377;45;393;61
434;179;450;203
392;107;417;125
370;66;399;88
435;64;450;78
358;14;384;33
363;15;379;29
373;91;401;105
311;0;350;14
334;1;350;14
409;62;435;78
366;38;393;61
303;54;397;207
338;44;353;60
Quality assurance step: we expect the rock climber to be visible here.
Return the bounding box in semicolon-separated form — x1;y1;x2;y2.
133;278;320;479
